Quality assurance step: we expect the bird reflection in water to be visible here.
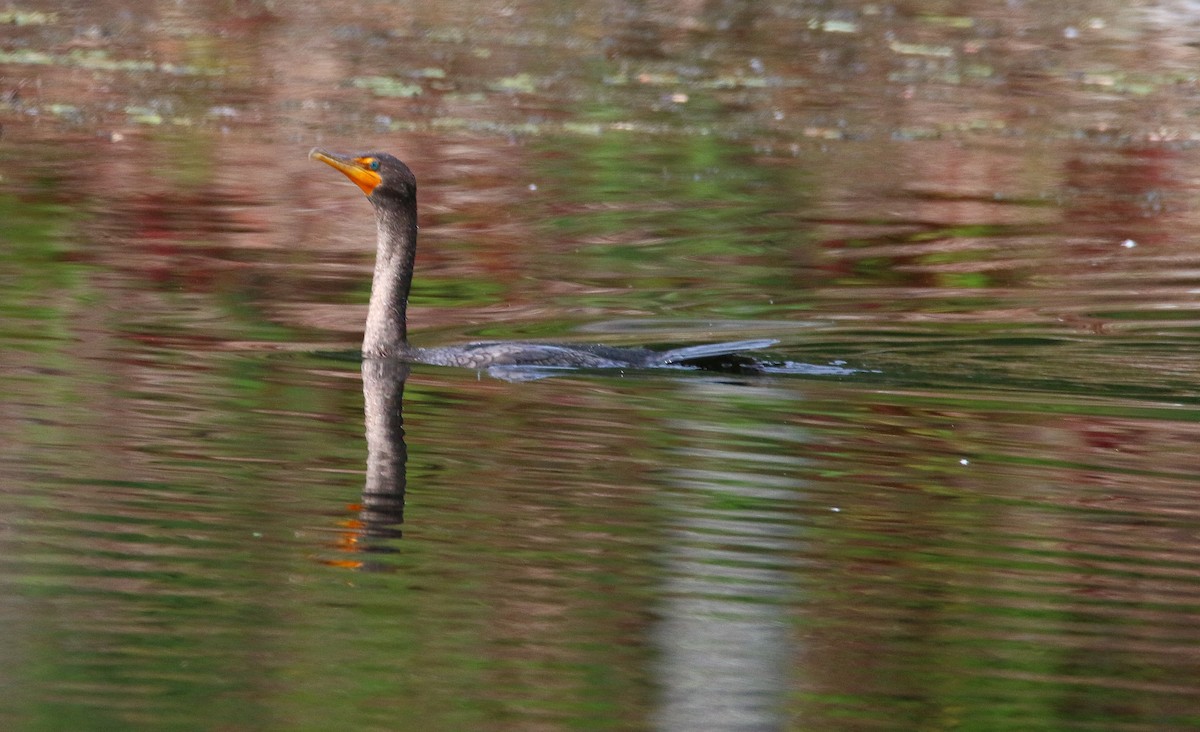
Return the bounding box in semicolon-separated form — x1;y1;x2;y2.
325;358;409;570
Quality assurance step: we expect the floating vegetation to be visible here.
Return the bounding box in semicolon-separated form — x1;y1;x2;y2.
375;114;728;140
373;107;1057;144
918;15;976;29
442;91;487;104
889;41;955;58
430;117;541;135
562;122;604;136
809;19;859;33
125;106;164;125
122;106;192;126
0;49;52;65
711;75;769;89
0;9;56;25
489;73;537;94
1079;72;1156;96
351;76;422;97
603;71;786;90
69;49;157;73
0;47;223;75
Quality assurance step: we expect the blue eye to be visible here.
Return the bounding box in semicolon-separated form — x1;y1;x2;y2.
369;159;380;171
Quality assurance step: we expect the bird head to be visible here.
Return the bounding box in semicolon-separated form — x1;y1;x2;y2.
310;148;416;203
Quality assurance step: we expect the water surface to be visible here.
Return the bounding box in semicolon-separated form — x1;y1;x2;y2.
3;2;1200;730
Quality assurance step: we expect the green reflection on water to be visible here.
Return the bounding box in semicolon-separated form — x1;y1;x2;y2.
0;194;83;351
520;127;816;326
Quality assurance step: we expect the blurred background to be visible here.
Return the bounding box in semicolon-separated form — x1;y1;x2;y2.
3;1;1200;730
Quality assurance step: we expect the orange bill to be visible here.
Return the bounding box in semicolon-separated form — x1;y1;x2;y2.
310;148;382;196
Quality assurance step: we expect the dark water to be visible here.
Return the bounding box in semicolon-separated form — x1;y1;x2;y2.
4;1;1200;730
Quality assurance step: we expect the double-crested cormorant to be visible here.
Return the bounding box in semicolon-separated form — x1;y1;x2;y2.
310;148;775;371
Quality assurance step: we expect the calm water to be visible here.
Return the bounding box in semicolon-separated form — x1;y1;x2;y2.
4;1;1200;730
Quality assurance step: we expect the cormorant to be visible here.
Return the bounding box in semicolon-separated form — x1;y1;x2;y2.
310;148;774;371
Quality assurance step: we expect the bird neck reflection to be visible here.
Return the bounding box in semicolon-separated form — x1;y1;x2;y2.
329;358;409;569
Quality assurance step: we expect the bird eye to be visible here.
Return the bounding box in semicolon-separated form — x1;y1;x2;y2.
368;159;381;171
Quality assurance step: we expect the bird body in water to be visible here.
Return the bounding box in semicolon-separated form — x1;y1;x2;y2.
310;148;774;372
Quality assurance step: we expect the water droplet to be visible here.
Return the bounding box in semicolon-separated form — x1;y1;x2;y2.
1122;239;1136;248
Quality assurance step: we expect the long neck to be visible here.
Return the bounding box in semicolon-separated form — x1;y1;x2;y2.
364;198;417;356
